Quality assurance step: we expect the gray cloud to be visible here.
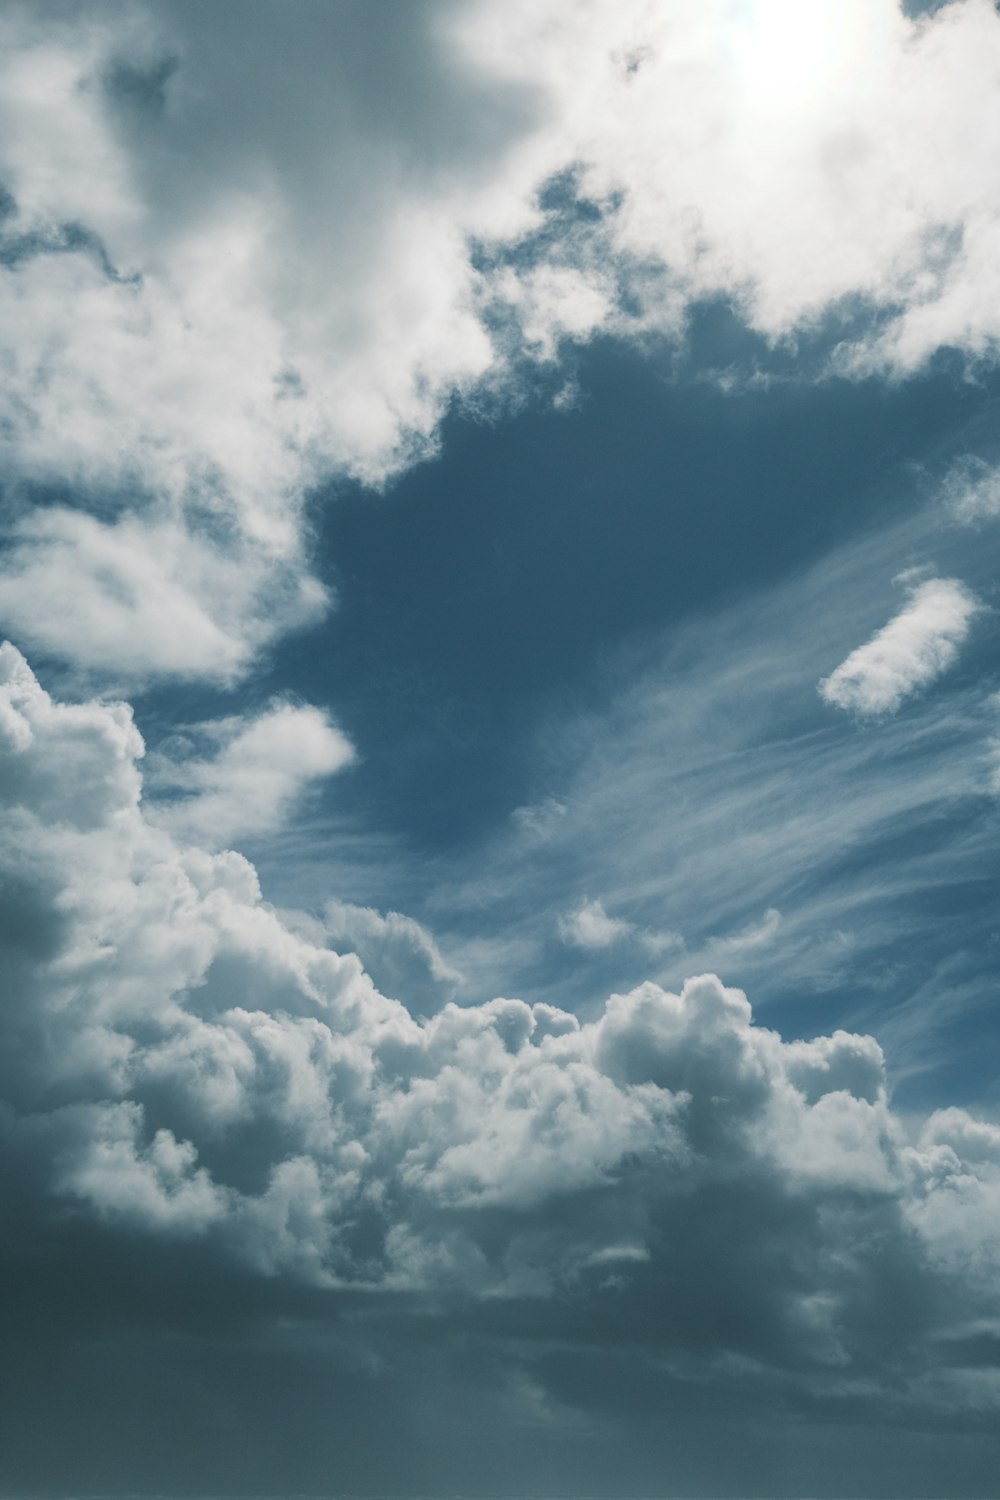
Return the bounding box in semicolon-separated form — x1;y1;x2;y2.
2;641;1000;1469
321;897;463;1009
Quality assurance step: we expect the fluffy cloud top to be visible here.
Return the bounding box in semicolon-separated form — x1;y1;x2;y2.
2;641;1000;1416
321;898;463;1008
4;1;1000;681
819;576;979;715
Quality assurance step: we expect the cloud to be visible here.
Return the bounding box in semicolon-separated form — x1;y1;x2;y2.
475;0;1000;370
0;2;531;681
559;896;683;956
0;509;327;685
714;906;783;952
146;702;355;846
559;896;633;949
819;577;979;715
402;501;996;1050
4;2;1000;682
943;454;1000;523
511;796;568;840
2;641;1000;1436
321;898;463;1007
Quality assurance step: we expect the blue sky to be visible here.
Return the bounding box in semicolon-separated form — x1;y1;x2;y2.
4;2;1000;1495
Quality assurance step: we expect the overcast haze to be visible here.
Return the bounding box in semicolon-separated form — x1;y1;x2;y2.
3;1;1000;1495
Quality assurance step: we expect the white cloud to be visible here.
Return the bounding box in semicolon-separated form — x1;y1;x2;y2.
147;702;355;846
3;640;1000;1412
819;577;979;715
715;906;783;952
559;897;632;949
472;0;1000;367
4;2;1000;681
559;896;682;954
0;509;327;684
943;454;1000;523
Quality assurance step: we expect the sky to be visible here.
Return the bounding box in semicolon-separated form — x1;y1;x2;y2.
4;1;1000;1495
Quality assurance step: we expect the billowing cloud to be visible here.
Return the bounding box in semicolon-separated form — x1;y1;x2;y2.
4;2;1000;682
819;576;979;715
321;898;463;1007
2;641;1000;1430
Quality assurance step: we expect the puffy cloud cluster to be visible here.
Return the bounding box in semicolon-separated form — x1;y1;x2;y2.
321;898;463;1010
3;642;1000;1405
4;1;1000;682
819;576;979;715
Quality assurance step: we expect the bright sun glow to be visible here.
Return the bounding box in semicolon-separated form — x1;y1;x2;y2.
735;0;865;105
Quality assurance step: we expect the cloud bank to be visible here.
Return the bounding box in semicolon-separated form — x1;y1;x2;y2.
2;641;999;1424
4;1;1000;682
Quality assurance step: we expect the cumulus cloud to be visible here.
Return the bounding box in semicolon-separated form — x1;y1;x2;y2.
560;896;683;955
322;898;463;1008
0;509;328;684
145;702;355;846
4;1;1000;681
819;577;979;715
2;642;1000;1422
559;896;632;949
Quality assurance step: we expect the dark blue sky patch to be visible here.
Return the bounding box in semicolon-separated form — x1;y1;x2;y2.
267;342;998;853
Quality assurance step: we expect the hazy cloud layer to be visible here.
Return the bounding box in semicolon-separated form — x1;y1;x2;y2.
2;642;1000;1428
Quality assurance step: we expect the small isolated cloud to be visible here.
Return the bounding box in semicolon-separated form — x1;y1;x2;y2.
943;454;1000;523
819;577;979;716
147;701;354;846
559;897;683;955
559;897;632;950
